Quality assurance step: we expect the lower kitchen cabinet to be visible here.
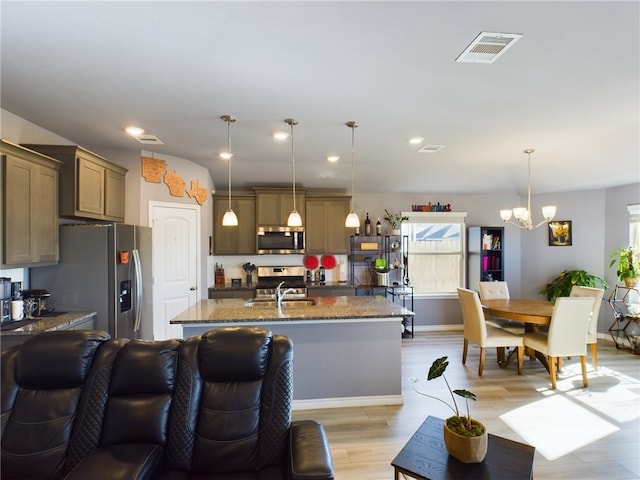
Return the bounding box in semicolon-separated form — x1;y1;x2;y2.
208;288;254;300
213;193;256;254
307;285;355;297
2;140;61;267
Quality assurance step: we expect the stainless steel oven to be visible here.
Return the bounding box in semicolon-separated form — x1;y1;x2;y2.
254;266;307;299
257;226;304;254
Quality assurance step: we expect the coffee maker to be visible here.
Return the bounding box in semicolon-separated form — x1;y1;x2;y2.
0;277;11;324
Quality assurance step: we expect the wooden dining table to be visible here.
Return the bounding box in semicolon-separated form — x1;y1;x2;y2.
482;299;554;325
482;298;554;371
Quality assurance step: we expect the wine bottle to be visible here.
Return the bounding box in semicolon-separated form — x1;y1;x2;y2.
376;218;382;235
364;213;371;236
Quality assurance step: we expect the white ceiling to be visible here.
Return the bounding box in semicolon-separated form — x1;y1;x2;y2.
1;1;638;196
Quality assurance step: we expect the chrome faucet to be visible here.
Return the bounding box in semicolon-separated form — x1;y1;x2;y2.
275;281;296;308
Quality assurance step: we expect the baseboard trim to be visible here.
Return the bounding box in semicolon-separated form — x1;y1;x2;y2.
292;394;404;411
414;324;463;332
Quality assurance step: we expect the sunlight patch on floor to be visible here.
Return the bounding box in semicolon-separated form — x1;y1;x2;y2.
564;365;640;423
500;395;619;461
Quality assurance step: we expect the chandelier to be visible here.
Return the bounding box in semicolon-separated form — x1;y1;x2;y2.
500;148;556;230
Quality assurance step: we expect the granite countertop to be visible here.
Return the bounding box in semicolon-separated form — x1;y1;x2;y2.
171;295;414;324
1;312;97;336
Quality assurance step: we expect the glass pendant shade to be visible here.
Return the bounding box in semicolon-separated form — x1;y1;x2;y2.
287;210;302;227
222;209;238;226
345;211;360;228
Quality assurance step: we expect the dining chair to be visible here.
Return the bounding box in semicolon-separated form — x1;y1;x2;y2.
523;297;594;389
457;288;524;376
570;285;604;369
477;281;525;335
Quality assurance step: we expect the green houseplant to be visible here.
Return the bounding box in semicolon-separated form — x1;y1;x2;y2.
609;247;639;287
384;209;408;233
412;356;487;463
539;269;608;301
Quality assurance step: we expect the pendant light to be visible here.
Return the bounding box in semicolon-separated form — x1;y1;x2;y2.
285;118;303;227
220;115;238;226
500;148;556;230
345;121;360;228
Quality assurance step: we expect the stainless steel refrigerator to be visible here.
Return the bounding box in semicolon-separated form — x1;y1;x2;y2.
30;223;153;340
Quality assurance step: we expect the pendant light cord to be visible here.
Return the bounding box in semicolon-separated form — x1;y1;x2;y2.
227;118;232;210
291;121;296;212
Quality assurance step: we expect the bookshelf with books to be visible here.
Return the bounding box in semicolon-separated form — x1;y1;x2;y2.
467;226;504;289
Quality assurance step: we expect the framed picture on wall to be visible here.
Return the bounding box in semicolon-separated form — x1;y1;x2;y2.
548;220;572;246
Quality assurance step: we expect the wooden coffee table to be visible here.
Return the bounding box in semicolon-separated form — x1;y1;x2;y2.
391;416;535;480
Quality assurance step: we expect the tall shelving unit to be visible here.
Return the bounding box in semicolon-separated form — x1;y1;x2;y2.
349;235;408;295
467;226;504;289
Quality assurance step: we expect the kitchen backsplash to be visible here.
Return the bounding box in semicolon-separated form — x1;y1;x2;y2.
208;254;348;287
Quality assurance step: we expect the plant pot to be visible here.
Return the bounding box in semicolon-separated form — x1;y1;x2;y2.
624;277;638;288
443;418;488;463
392;229;401;235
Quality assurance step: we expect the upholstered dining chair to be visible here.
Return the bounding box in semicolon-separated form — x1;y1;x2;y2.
457;288;524;376
477;281;525;335
569;285;604;368
523;297;594;389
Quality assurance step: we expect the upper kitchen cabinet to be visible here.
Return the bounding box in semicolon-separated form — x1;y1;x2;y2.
254;187;305;226
305;195;351;254
1;140;62;267
213;193;256;254
22;144;127;222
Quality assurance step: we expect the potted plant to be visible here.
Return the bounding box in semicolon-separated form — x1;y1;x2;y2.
384;209;408;234
539;269;608;301
412;356;487;463
609;247;639;287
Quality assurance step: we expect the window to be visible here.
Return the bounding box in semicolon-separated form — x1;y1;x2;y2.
402;212;467;296
628;204;639;251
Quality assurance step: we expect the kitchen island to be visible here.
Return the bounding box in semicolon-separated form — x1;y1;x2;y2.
171;296;413;409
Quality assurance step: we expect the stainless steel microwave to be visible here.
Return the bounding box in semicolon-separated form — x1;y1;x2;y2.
257;226;305;254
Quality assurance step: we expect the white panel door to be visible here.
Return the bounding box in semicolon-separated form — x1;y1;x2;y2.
150;202;200;340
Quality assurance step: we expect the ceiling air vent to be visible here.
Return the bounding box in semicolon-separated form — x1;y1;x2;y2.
417;145;445;153
133;134;164;145
456;32;523;64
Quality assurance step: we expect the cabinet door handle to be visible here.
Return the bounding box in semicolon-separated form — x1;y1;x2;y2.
190;286;197;291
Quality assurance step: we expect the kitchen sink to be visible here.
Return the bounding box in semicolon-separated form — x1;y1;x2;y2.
245;298;317;308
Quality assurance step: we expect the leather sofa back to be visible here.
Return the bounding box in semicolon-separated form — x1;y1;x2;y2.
102;339;181;446
165;327;293;475
1;330;111;479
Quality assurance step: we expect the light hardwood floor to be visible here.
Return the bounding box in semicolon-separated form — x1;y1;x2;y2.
292;331;640;479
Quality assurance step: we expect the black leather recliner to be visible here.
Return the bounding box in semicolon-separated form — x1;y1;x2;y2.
0;327;334;480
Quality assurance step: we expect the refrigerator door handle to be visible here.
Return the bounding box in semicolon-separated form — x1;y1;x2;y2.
132;249;143;335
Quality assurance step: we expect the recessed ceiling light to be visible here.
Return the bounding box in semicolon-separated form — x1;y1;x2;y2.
408;137;424;145
219;152;233;160
273;131;289;140
327;155;340;163
125;126;144;136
